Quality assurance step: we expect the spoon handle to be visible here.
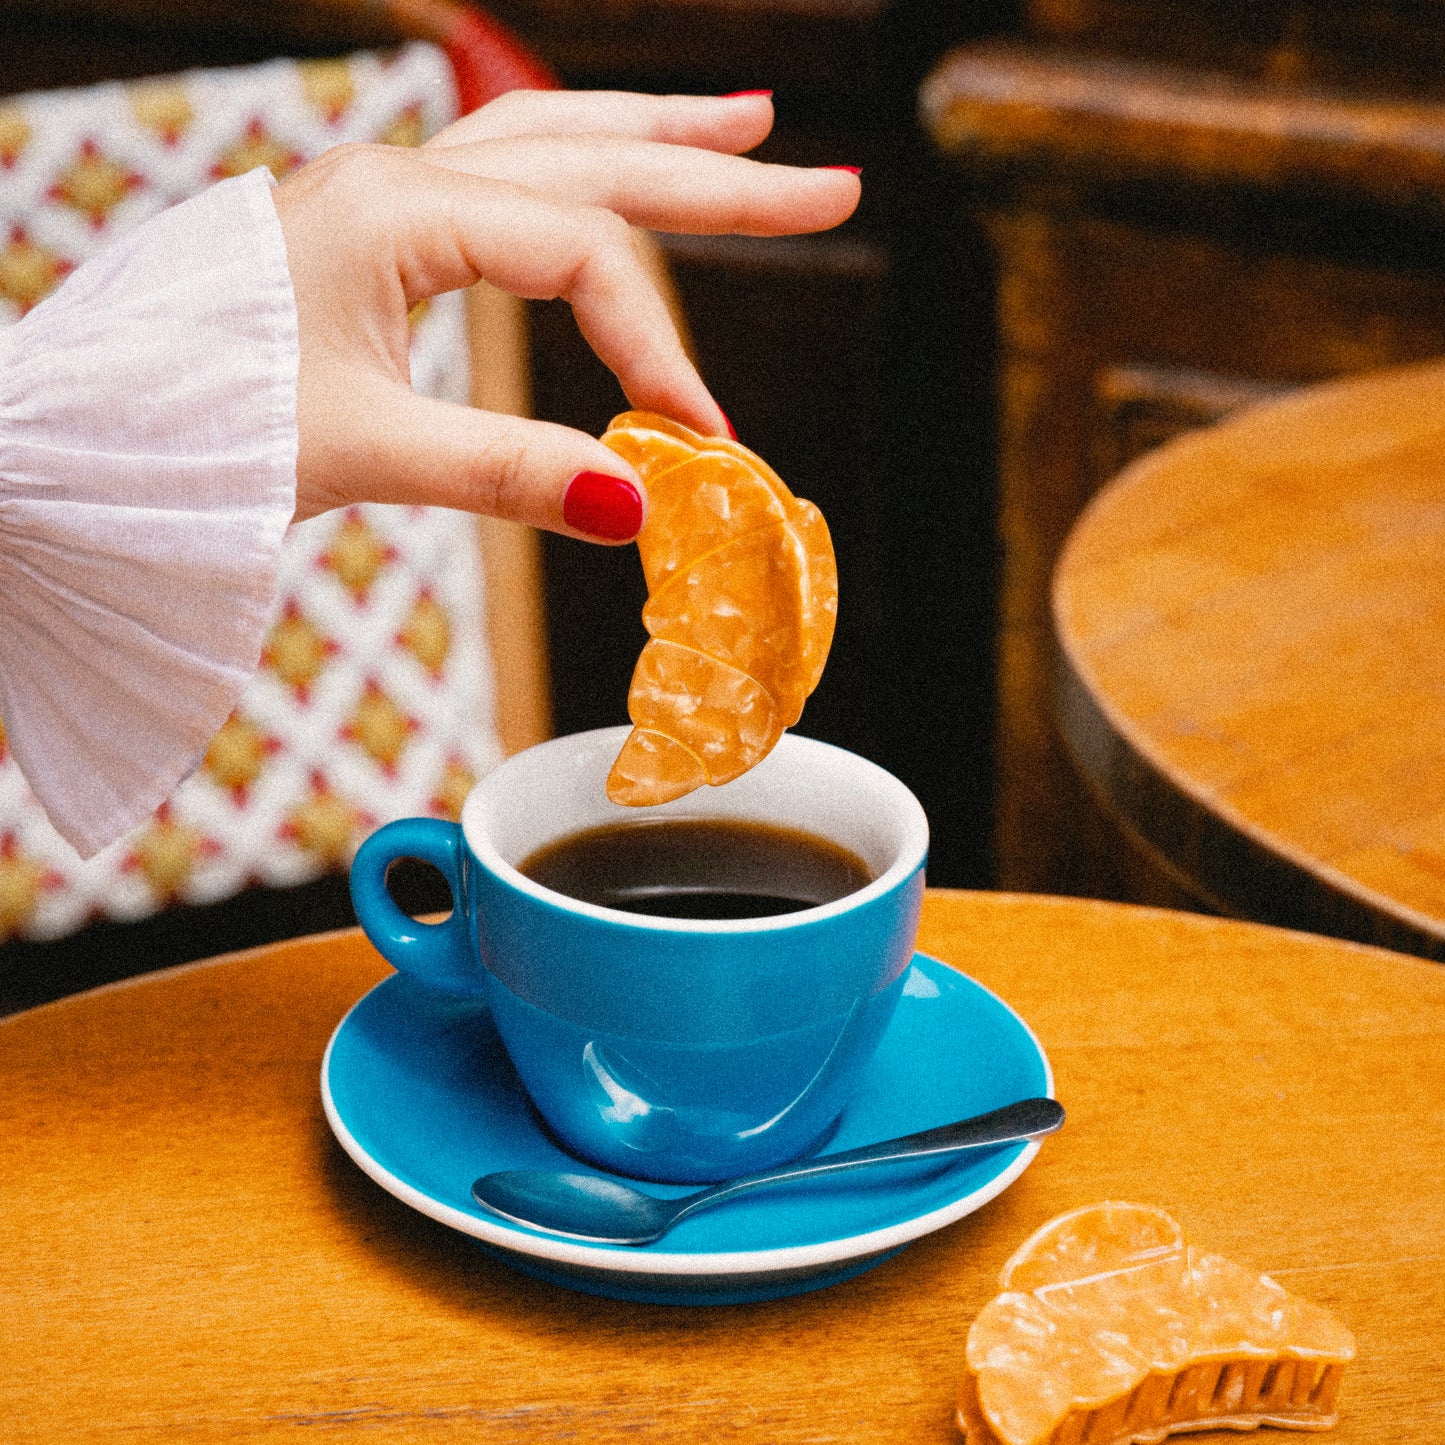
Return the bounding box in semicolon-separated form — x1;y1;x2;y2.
671;1096;1063;1227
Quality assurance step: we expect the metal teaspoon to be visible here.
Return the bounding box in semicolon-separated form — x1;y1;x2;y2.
470;1096;1064;1245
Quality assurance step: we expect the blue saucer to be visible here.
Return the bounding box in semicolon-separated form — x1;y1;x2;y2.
322;953;1053;1305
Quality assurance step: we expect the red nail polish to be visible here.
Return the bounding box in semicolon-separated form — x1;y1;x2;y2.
821;165;862;176
718;410;738;441
723;89;773;98
564;472;643;541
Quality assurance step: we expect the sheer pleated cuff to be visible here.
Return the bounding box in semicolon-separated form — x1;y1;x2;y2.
0;168;298;858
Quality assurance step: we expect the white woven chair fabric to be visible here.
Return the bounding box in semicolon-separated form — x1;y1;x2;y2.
0;44;503;940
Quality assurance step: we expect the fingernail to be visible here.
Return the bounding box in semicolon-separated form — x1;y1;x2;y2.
821;165;862;176
720;410;737;441
564;472;643;541
723;89;773;98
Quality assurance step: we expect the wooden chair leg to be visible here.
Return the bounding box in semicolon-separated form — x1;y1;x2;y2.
467;279;552;755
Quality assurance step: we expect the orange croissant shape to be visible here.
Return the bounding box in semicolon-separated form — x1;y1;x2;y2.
599;412;837;806
957;1203;1356;1445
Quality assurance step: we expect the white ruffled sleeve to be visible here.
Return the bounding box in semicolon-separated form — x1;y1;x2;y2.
0;167;297;859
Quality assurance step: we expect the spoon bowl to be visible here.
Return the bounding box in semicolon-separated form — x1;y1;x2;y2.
472;1096;1064;1245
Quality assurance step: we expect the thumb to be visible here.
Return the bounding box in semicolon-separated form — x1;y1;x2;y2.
295;373;645;543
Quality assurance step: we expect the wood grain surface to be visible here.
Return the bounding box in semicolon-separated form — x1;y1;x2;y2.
4;892;1442;1441
923;21;1445;899
959;198;1445;900
1023;0;1445;96
921;40;1445;212
1054;360;1445;958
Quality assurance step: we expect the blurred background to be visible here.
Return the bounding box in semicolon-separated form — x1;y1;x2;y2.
0;0;1009;878
8;0;1445;1003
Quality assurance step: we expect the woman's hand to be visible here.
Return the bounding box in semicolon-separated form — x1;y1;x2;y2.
271;90;859;539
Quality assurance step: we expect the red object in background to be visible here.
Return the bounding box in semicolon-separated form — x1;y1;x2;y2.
387;1;558;113
445;6;558;110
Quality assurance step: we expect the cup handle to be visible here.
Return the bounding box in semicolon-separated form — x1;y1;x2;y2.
349;818;482;996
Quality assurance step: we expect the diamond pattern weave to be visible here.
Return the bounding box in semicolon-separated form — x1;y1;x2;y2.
0;44;505;941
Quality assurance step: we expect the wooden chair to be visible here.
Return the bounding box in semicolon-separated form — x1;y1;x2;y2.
922;14;1445;899
0;2;566;1009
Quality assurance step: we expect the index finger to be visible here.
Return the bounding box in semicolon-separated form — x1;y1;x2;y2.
418;135;860;238
424;89;774;156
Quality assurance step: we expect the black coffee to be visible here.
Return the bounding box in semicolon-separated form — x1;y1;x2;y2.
519;818;874;920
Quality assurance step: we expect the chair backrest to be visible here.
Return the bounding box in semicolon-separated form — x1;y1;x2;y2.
0;17;554;969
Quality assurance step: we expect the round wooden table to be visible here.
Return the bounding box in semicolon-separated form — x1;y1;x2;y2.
1054;360;1445;958
3;891;1442;1442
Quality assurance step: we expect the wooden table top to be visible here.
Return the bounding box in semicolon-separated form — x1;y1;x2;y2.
1053;359;1445;959
4;891;1443;1441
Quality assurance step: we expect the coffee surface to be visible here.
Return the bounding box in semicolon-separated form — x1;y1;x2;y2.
518;818;873;920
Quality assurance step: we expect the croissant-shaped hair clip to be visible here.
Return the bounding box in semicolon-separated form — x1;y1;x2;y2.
599;412;838;807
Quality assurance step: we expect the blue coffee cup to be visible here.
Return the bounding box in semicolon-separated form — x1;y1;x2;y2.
350;726;927;1183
